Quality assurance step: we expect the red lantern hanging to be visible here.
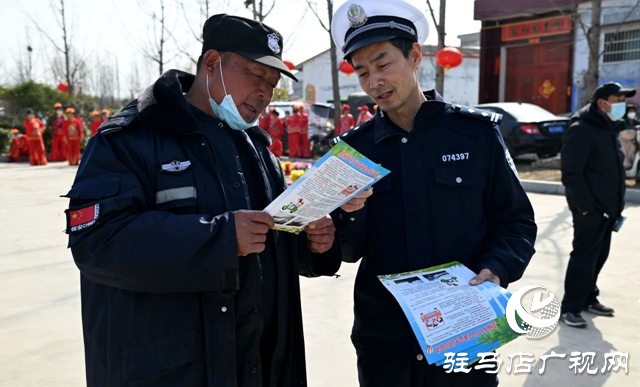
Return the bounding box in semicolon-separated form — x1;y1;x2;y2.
283;60;295;71
435;47;463;74
339;60;355;76
57;82;69;93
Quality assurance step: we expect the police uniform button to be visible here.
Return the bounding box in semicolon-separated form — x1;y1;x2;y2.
456;177;462;184
401;137;408;144
218;123;224;128
221;306;227;313
250;366;257;374
350;217;356;222
233;182;241;189
417;354;424;361
253;305;259;313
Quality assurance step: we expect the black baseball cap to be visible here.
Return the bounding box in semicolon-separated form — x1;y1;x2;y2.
593;82;636;101
201;14;297;82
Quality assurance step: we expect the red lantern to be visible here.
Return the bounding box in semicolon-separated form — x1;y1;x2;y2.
57;82;69;93
339;60;355;76
435;47;463;74
283;60;295;71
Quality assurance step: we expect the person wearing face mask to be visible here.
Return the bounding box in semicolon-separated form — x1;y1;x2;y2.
620;105;639;169
47;102;67;161
560;82;635;328
63;14;341;387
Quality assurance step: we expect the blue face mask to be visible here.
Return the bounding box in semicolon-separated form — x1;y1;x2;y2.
604;101;626;121
207;60;259;131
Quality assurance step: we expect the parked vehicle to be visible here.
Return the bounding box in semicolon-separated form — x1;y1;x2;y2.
267;101;337;157
475;102;569;159
623;127;640;182
307;102;335;156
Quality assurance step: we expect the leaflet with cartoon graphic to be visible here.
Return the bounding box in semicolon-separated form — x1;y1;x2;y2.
264;141;390;233
378;262;521;366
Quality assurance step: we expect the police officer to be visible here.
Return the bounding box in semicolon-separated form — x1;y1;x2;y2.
65;14;341;387
330;1;537;386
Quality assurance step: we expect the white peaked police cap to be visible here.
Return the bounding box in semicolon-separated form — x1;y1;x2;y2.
331;0;430;58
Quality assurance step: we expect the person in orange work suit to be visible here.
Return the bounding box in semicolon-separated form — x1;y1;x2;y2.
24;109;48;165
7;129;29;162
63;107;84;165
286;106;301;157
48;102;68;161
336;104;355;136
267;109;284;157
90;111;104;136
298;104;311;158
357;105;374;125
259;108;271;131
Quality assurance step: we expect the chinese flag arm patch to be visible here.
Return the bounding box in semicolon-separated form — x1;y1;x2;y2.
66;203;100;233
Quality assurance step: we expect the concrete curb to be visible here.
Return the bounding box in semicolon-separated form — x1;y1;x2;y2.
520;179;640;203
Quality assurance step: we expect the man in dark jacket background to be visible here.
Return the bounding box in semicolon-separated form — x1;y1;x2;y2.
64;15;341;386
560;82;634;327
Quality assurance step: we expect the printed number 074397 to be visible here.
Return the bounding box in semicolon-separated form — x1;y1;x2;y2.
442;153;469;162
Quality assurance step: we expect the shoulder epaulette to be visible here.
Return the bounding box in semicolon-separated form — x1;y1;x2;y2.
99;100;140;135
453;104;502;126
330;119;374;147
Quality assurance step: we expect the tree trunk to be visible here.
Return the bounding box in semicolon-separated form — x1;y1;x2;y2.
584;0;602;104
327;0;342;128
60;0;73;95
434;0;446;96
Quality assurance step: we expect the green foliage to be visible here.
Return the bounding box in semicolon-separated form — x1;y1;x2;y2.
0;82;72;127
0;128;12;155
272;87;290;101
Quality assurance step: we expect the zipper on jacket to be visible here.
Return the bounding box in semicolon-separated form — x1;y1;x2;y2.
236;155;252;209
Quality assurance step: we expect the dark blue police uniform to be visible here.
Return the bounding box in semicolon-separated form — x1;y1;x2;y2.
331;91;537;386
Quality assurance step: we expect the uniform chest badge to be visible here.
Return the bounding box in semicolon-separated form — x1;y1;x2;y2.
347;4;368;28
161;160;192;173
441;152;470;164
267;33;280;54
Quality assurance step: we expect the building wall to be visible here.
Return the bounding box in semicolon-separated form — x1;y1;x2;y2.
573;0;640;110
301;46;480;106
474;0;578;21
477;13;574;113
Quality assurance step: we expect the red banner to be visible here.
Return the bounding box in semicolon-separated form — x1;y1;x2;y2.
502;16;572;42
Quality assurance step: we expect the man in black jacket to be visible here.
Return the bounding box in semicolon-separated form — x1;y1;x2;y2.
560;82;635;327
65;15;341;386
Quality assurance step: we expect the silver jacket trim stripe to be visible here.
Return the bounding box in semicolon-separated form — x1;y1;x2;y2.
156;187;197;204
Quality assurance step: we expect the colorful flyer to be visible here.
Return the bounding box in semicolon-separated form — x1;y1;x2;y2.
264;141;390;233
378;262;522;366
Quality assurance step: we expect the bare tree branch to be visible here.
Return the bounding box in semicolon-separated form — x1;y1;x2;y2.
425;0;440;30
600;0;640;58
305;0;329;32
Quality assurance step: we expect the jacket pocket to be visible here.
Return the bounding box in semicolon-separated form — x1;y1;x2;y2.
64;175;120;199
433;165;486;221
120;329;203;384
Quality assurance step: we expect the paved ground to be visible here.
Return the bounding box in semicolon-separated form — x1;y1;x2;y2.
1;161;638;386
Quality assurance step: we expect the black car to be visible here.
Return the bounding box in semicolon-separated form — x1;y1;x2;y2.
476;102;570;159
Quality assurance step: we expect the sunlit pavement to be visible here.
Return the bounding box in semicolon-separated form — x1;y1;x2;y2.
1;161;638;386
